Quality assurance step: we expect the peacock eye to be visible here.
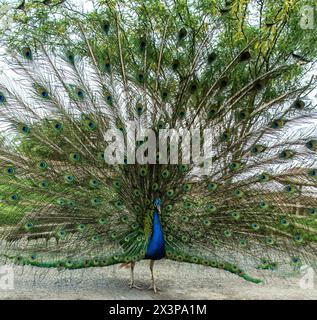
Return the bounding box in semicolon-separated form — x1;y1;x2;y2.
57;198;65;206
306;140;317;151
64;174;74;183
102;20;110;34
189;83;197;92
22;47;32;59
138;73;144;82
266;237;274;244
39;161;48;169
166;189;174;197
161;169;170;178
40;181;48;188
19;124;30;134
239;111;246;118
231;212;240;220
221;132;229;140
139;37;146;50
68;200;75;207
41;90;48;98
113;180;121;189
59;232;65;239
251;222;259;230
105;59;111;69
308;208;316;215
70;153;80;162
7;167;14;174
27;222;33;228
99;217;107;225
0;93;6;103
240;240;247;247
91;197;101;205
178;27;187;40
294;234;302;242
280;218;287;225
67;53;75;64
224;230;231;237
121;216;128;223
240;51;251;61
90;179;98;187
139;167;148;176
207;182;218;191
131;222;139;230
293;99;305;109
207;52;217;63
172;59;180;70
233;189;243;197
219;77;229;88
181;235;189;242
178;110;186;118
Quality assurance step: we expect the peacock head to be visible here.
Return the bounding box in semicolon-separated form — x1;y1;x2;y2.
153;198;161;213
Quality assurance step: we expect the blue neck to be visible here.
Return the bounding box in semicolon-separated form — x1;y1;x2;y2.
145;210;165;260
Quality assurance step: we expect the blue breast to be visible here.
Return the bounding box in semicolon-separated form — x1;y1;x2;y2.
145;211;165;260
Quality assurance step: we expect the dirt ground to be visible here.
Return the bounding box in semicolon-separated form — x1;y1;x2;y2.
0;259;316;300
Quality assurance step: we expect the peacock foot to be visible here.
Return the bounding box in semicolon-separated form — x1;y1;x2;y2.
129;281;142;290
148;282;160;293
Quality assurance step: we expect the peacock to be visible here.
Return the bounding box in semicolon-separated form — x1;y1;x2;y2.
0;0;317;293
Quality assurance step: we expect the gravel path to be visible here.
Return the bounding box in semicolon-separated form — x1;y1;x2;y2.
0;259;316;300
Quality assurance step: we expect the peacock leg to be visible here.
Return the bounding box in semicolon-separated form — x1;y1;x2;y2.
129;262;142;289
148;260;160;293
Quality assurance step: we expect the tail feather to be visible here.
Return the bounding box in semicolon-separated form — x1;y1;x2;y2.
0;1;316;282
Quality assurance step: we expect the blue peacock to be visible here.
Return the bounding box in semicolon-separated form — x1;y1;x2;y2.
0;0;317;293
125;198;165;292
